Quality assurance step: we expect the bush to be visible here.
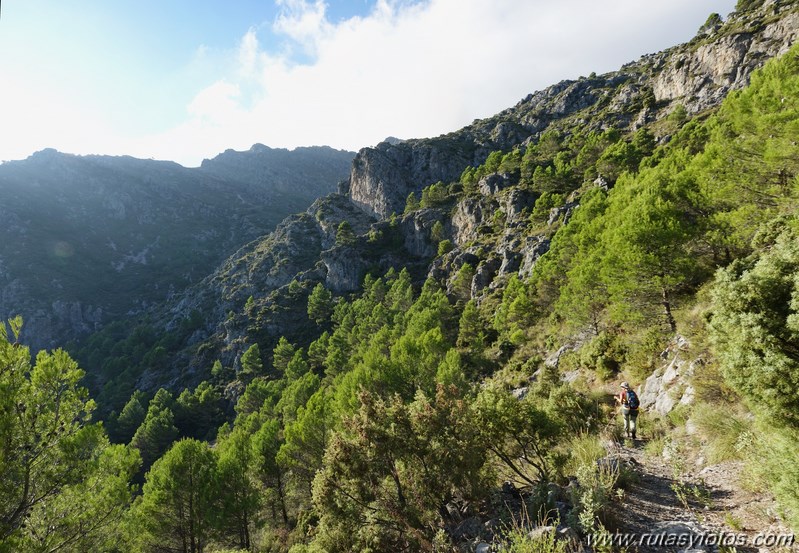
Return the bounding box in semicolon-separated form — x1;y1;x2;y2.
577;332;625;381
499;525;567;553
691;402;751;463
709;229;799;428
622;326;668;383
437;239;453;256
754;425;799;530
562;433;607;477
569;461;619;535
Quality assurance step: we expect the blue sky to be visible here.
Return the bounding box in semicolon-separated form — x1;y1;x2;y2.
0;0;737;166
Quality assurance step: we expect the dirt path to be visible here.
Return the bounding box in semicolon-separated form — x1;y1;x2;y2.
604;440;797;553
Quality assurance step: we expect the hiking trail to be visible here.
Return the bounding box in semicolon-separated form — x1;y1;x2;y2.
604;437;797;553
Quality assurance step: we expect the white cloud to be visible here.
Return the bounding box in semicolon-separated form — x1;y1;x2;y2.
274;0;332;55
187;80;243;125
11;0;734;166
237;31;260;77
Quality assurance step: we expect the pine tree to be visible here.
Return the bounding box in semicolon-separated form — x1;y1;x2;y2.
239;343;264;382
130;398;178;471
272;337;296;376
252;419;290;526
130;439;217;553
312;387;486;551
457;300;486;349
0;317;135;549
335;221;356;246
404;191;420;214
601;170;705;332
307;283;334;324
216;429;260;550
450;263;475;302
113;389;147;443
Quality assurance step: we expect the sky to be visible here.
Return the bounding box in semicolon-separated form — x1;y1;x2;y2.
0;0;737;167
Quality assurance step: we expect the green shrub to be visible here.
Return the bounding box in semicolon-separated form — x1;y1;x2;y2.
562;433;606;477
569;461;619;535
754;425;799;529
499;525;567;553
622;326;668;382
437;239;454;256
692;402;751;463
577;332;625;380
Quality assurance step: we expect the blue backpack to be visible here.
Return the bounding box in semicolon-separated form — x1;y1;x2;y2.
626;389;640;410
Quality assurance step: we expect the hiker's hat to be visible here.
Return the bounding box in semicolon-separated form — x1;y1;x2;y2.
620;381;629;389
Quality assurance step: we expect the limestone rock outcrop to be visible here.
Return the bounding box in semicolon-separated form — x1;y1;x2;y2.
348;3;798;219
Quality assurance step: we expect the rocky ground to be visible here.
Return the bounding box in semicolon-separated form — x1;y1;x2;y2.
607;437;797;553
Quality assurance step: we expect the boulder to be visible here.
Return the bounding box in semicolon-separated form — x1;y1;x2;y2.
639;336;698;415
478;173;515;196
527;526;556;542
453;516;483;541
471;257;502;295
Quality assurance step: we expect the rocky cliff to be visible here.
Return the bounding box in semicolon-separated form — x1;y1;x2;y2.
349;1;798;218
127;193;439;392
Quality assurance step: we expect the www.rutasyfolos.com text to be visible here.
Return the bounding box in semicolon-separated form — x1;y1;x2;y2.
586;531;795;549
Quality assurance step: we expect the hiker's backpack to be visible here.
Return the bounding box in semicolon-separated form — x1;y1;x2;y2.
626;389;640;410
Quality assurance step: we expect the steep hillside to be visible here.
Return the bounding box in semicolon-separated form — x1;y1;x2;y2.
81;192;444;406
89;0;799;399
350;1;798;218
0;146;354;351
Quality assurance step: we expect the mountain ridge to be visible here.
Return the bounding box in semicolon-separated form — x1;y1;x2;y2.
0;145;354;351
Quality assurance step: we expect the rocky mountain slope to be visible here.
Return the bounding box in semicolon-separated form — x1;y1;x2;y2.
80;0;799;406
350;1;798;218
0;145;354;351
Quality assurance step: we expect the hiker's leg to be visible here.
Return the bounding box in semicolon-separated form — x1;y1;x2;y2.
630;411;638;439
622;409;630;437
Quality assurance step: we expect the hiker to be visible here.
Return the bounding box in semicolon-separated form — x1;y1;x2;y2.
616;381;639;439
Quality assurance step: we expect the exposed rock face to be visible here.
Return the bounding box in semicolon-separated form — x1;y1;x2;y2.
349;140;479;218
519;236;551;278
399;208;448;258
639;336;698;415
501;189;538;220
452;197;492;247
472;257;502;296
322;245;368;293
548;201;579;227
348;3;798;218
652;9;799;113
478;173;516;196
